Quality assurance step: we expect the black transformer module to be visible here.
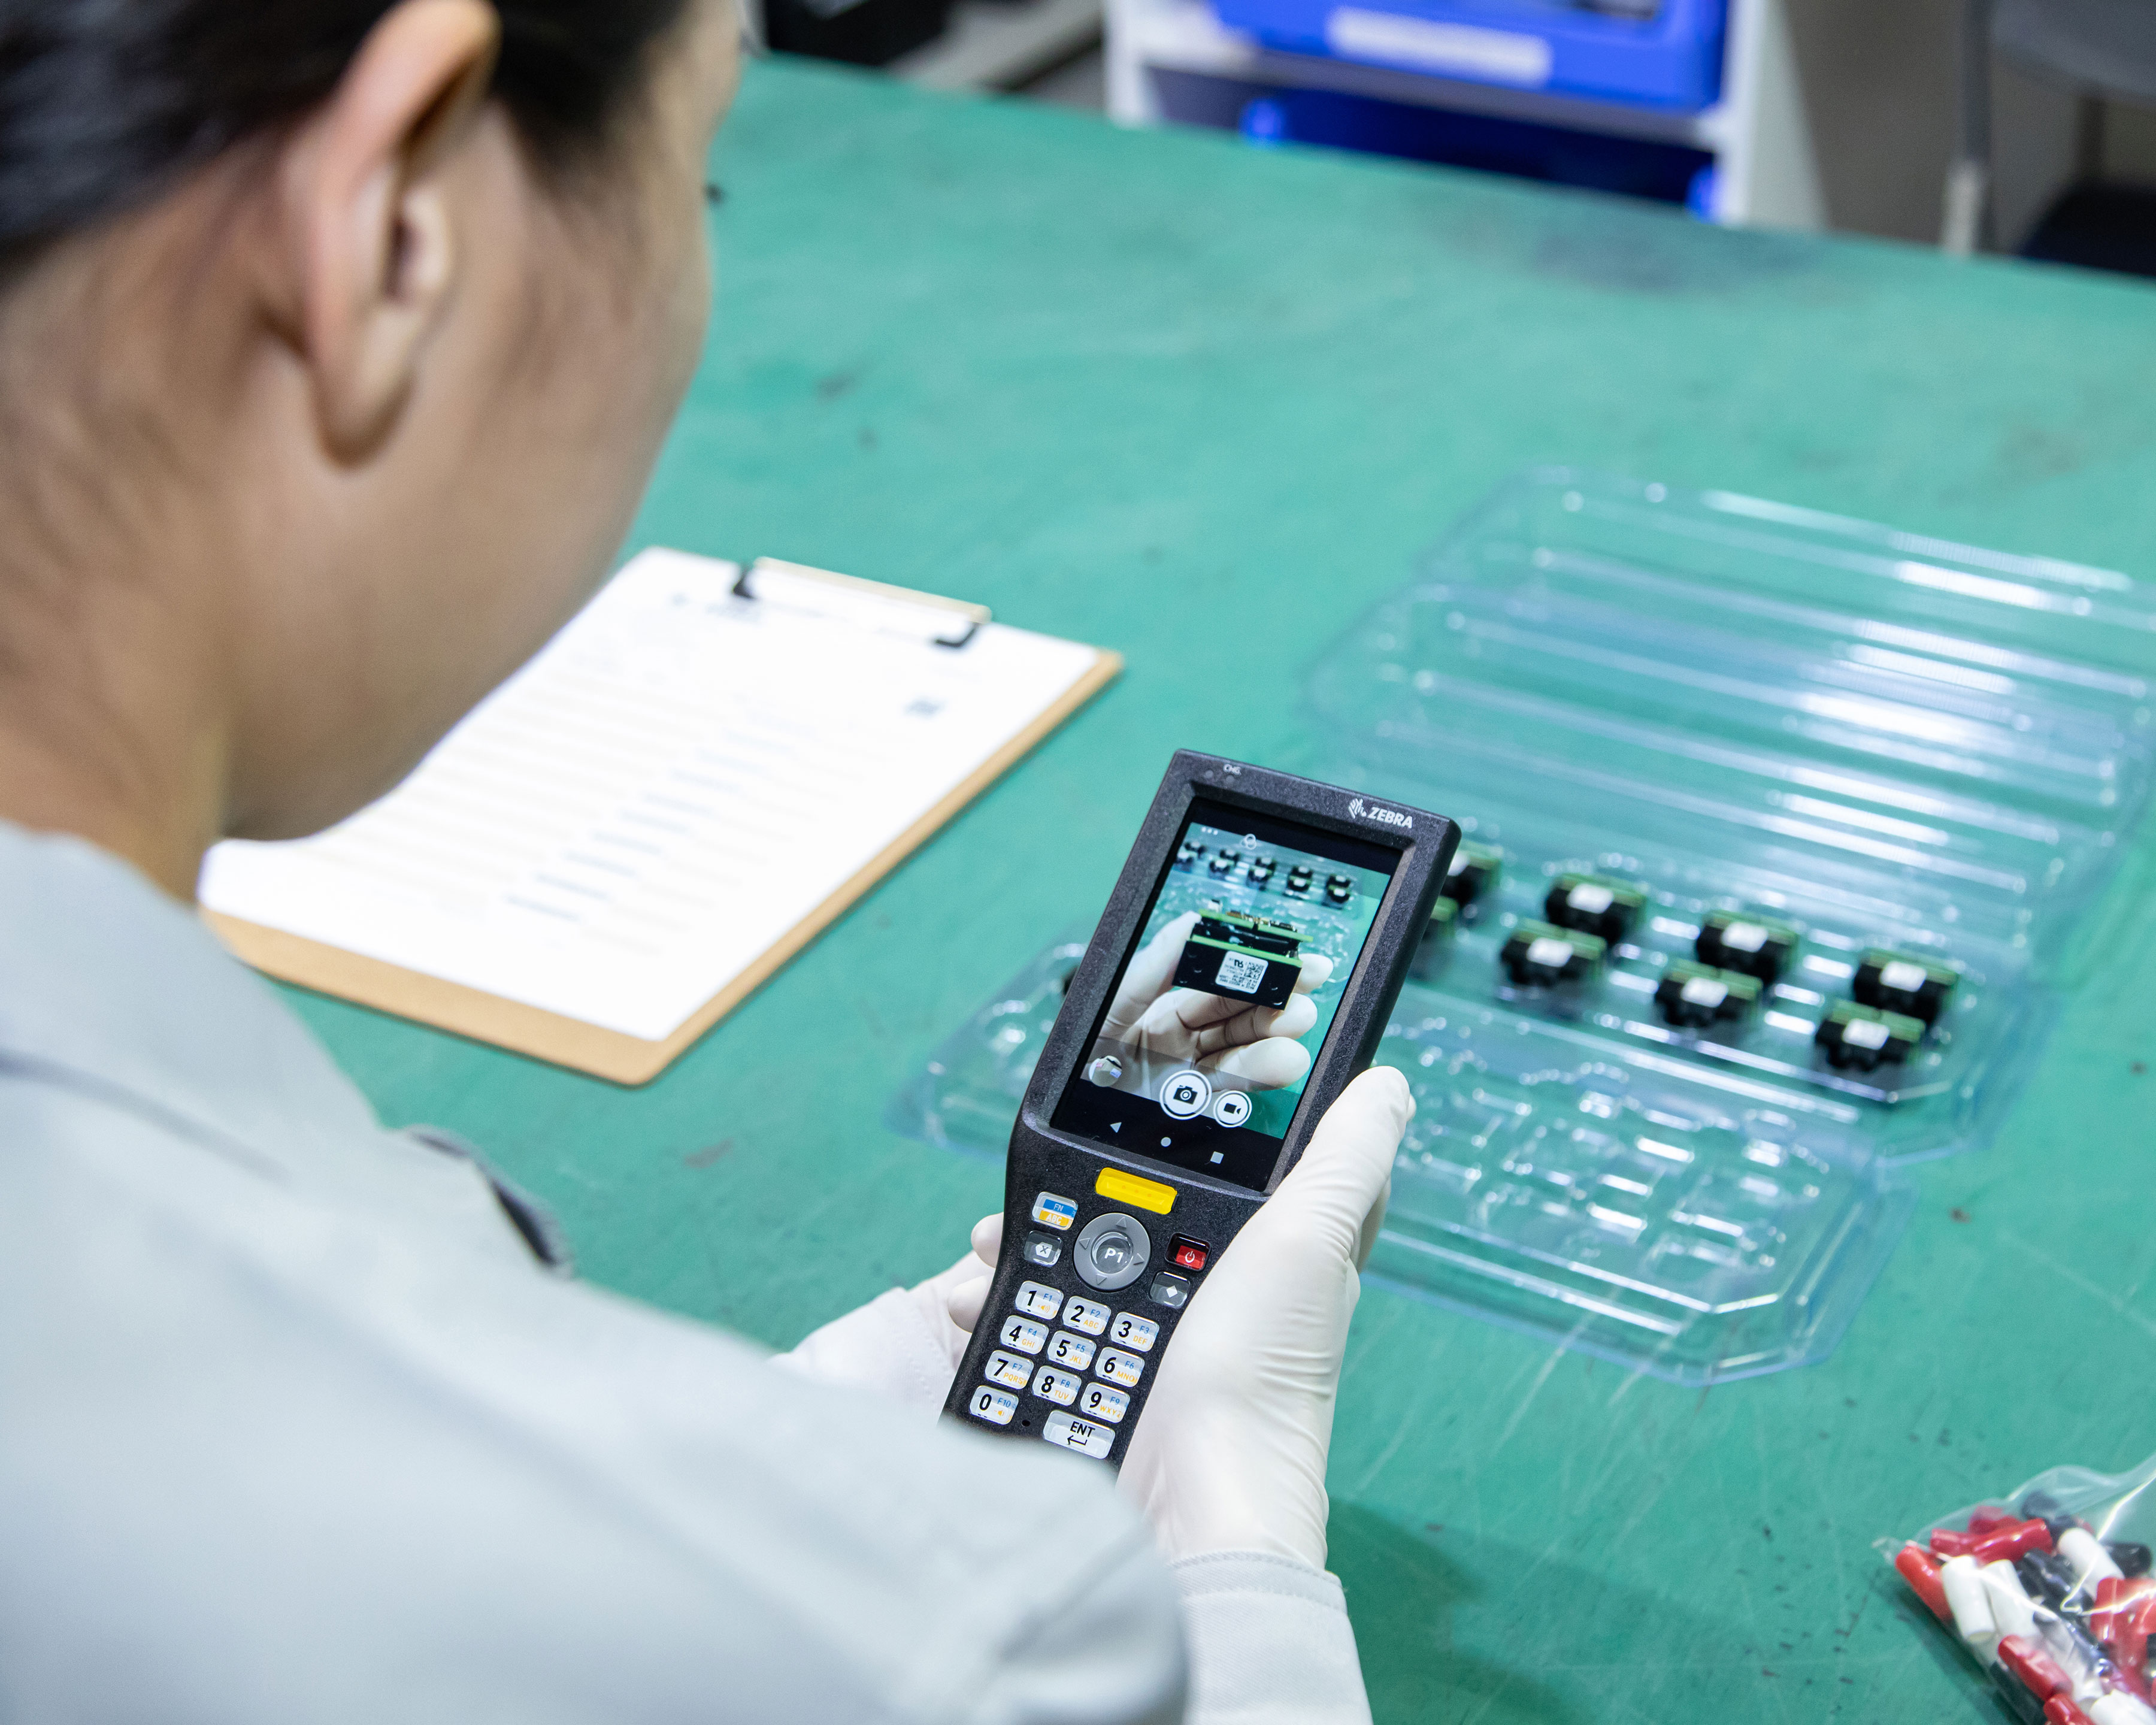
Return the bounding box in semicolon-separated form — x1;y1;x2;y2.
1440;842;1501;909
1500;919;1606;987
1816;1000;1923;1072
1544;873;1645;944
1851;949;1957;1027
1173;909;1306;1010
1654;960;1761;1030
943;752;1455;1469
1695;910;1797;984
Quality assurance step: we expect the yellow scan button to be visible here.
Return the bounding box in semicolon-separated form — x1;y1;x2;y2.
1095;1167;1176;1215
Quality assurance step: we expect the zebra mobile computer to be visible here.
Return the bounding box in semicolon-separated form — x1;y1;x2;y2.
943;751;1455;1465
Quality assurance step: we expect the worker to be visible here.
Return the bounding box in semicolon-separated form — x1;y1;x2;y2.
0;3;1413;1720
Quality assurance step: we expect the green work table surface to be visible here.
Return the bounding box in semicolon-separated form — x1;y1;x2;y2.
287;57;2156;1724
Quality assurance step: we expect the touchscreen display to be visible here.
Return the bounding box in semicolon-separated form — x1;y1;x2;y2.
1050;797;1398;1191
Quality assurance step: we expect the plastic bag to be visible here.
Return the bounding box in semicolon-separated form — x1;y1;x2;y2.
1886;1452;2156;1724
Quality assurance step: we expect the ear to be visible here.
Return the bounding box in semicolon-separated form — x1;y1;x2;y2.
282;0;500;459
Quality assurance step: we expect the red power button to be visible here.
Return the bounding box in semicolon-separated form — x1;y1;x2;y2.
1170;1236;1209;1272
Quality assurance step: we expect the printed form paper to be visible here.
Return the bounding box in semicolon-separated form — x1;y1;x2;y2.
201;549;1103;1042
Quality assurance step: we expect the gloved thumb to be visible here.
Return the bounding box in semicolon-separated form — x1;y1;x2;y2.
1256;1064;1410;1272
943;1212;1004;1332
1119;1064;1413;1570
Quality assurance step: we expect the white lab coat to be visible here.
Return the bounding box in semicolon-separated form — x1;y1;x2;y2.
0;822;1370;1723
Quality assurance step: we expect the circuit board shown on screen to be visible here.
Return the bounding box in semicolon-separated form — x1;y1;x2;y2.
942;752;1455;1466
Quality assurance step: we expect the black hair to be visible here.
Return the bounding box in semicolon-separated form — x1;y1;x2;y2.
0;0;695;274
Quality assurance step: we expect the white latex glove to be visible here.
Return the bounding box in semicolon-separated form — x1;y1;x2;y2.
771;1214;1004;1415
1104;910;1337;1091
1119;1066;1410;1570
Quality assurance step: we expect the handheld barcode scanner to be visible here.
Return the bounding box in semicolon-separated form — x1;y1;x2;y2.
943;751;1455;1465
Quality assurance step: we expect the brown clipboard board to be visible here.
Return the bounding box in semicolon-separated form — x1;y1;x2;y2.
204;569;1122;1087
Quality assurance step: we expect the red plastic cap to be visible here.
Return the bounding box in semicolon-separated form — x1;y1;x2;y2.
1970;1505;2017;1534
1895;1542;1950;1623
2044;1699;2096;1725
2093;1578;2130;1650
1933;1517;2054;1564
1998;1635;2070;1702
2027;1649;2072;1702
1975;1519;2056;1565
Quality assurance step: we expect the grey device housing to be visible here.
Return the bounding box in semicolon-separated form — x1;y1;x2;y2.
940;749;1456;1467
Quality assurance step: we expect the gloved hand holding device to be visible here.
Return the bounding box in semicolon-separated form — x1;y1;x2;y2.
773;1214;1003;1412
779;1069;1408;1574
794;753;1448;1590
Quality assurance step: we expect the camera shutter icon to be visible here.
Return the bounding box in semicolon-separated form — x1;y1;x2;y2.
1159;1070;1211;1118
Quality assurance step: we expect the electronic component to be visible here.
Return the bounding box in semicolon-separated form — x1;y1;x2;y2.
1652;960;1760;1030
1440;841;1500;909
1933;1519;2054;1565
1896;1543;1949;1621
1174;842;1201;868
1695;910;1797;985
946;753;1454;1469
2016;1550;2077;1609
1171;909;1305;1010
1325;872;1353;905
1816;1001;1922;1072
1207;848;1241;876
1409;894;1457;983
1939;1555;1999;1664
1853;949;1957;1027
1247;855;1275;885
1500;919;1606;987
1544;872;1644;944
1893;1502;2156;1725
1284;864;1313;897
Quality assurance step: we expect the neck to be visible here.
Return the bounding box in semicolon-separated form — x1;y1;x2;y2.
0;549;237;902
0;237;246;900
0;726;220;900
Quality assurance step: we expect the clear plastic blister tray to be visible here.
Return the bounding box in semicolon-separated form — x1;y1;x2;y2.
886;473;2156;1381
1311;471;2156;1161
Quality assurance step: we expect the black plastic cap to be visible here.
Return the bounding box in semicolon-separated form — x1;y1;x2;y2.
1987;1659;2045;1725
2108;1540;2154;1578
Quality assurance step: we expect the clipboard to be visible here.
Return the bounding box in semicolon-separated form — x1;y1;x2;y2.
202;552;1122;1085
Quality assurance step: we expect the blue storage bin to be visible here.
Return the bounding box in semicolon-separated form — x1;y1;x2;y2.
1209;0;1728;111
1234;87;1714;201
